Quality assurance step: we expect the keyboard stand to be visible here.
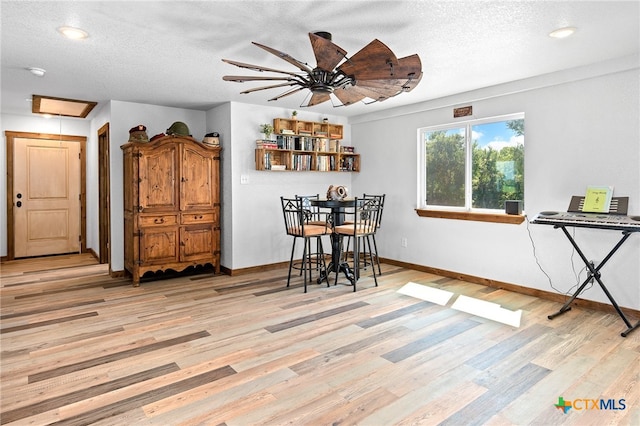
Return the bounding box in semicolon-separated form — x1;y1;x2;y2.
547;225;640;337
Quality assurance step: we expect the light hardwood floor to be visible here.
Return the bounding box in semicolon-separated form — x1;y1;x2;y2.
1;254;638;425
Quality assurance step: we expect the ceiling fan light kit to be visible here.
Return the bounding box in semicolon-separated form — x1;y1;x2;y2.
222;32;423;108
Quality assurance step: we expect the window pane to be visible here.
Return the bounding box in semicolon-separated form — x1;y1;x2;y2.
471;119;524;209
425;128;466;207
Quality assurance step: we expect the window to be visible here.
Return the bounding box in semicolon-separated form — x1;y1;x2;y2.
418;113;524;213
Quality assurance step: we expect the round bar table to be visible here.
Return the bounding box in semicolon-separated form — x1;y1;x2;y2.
310;198;360;285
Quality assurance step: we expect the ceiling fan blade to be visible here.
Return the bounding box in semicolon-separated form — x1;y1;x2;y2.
240;82;298;94
309;32;347;72
356;80;408;95
395;54;422;78
345;85;393;102
306;92;331;106
333;86;366;106
350;53;423;97
252;41;313;73
338;39;399;81
268;86;306;101
223;75;297;82
222;59;302;77
392;54;423;92
355;73;422;98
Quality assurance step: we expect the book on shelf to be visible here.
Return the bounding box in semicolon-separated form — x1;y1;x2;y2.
314;138;331;152
316;155;337;171
256;139;278;149
340;145;355;153
330;133;342;139
281;129;295;135
276;135;294;149
263;152;286;170
292;153;312;171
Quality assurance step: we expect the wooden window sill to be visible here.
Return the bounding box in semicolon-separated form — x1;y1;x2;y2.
415;209;525;224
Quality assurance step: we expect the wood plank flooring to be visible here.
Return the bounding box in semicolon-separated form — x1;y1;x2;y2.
1;255;639;425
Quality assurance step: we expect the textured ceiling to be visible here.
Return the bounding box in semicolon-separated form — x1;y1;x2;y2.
1;1;639;119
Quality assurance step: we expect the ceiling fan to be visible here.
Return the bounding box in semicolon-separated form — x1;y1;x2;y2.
222;31;423;107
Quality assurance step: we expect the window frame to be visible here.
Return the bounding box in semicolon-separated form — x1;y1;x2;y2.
416;113;525;223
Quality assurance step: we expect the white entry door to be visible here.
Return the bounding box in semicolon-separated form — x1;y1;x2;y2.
13;138;81;257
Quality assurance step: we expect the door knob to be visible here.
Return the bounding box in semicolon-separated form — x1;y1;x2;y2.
16;201;22;207
16;193;22;198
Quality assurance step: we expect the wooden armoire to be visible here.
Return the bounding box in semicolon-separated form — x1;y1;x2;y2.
121;135;221;286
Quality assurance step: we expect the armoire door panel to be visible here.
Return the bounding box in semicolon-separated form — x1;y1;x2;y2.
140;228;179;264
181;145;215;210
180;225;215;261
139;144;178;211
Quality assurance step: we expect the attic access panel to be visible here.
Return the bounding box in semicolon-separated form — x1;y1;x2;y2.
32;94;97;118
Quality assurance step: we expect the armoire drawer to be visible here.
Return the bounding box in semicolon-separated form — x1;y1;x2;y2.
181;212;216;224
139;214;178;227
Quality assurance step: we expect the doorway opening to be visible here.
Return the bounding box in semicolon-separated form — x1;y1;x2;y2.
98;123;111;269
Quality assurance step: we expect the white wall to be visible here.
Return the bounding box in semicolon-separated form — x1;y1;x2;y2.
223;102;351;270
348;57;640;310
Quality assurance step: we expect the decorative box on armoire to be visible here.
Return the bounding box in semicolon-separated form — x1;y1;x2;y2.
121;135;221;286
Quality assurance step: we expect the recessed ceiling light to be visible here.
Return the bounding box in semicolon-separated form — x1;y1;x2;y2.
57;26;89;40
549;26;577;39
27;67;46;77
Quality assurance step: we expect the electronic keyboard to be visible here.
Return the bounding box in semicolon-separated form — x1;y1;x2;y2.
532;211;640;231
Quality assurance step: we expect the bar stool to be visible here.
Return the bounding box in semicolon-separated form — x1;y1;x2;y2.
333;197;382;291
281;196;331;292
345;193;385;276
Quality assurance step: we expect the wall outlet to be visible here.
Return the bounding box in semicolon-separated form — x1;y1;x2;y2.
401;237;408;248
240;175;249;184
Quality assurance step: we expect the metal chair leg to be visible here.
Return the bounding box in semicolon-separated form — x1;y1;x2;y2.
318;237;330;287
287;237;297;287
301;238;308;293
353;235;359;292
371;234;382;275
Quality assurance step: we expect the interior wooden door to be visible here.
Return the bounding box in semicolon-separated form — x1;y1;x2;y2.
13;138;81;257
98;123;111;265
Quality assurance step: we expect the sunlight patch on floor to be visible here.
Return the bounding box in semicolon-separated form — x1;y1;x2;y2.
398;282;522;327
397;282;454;306
451;294;522;327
